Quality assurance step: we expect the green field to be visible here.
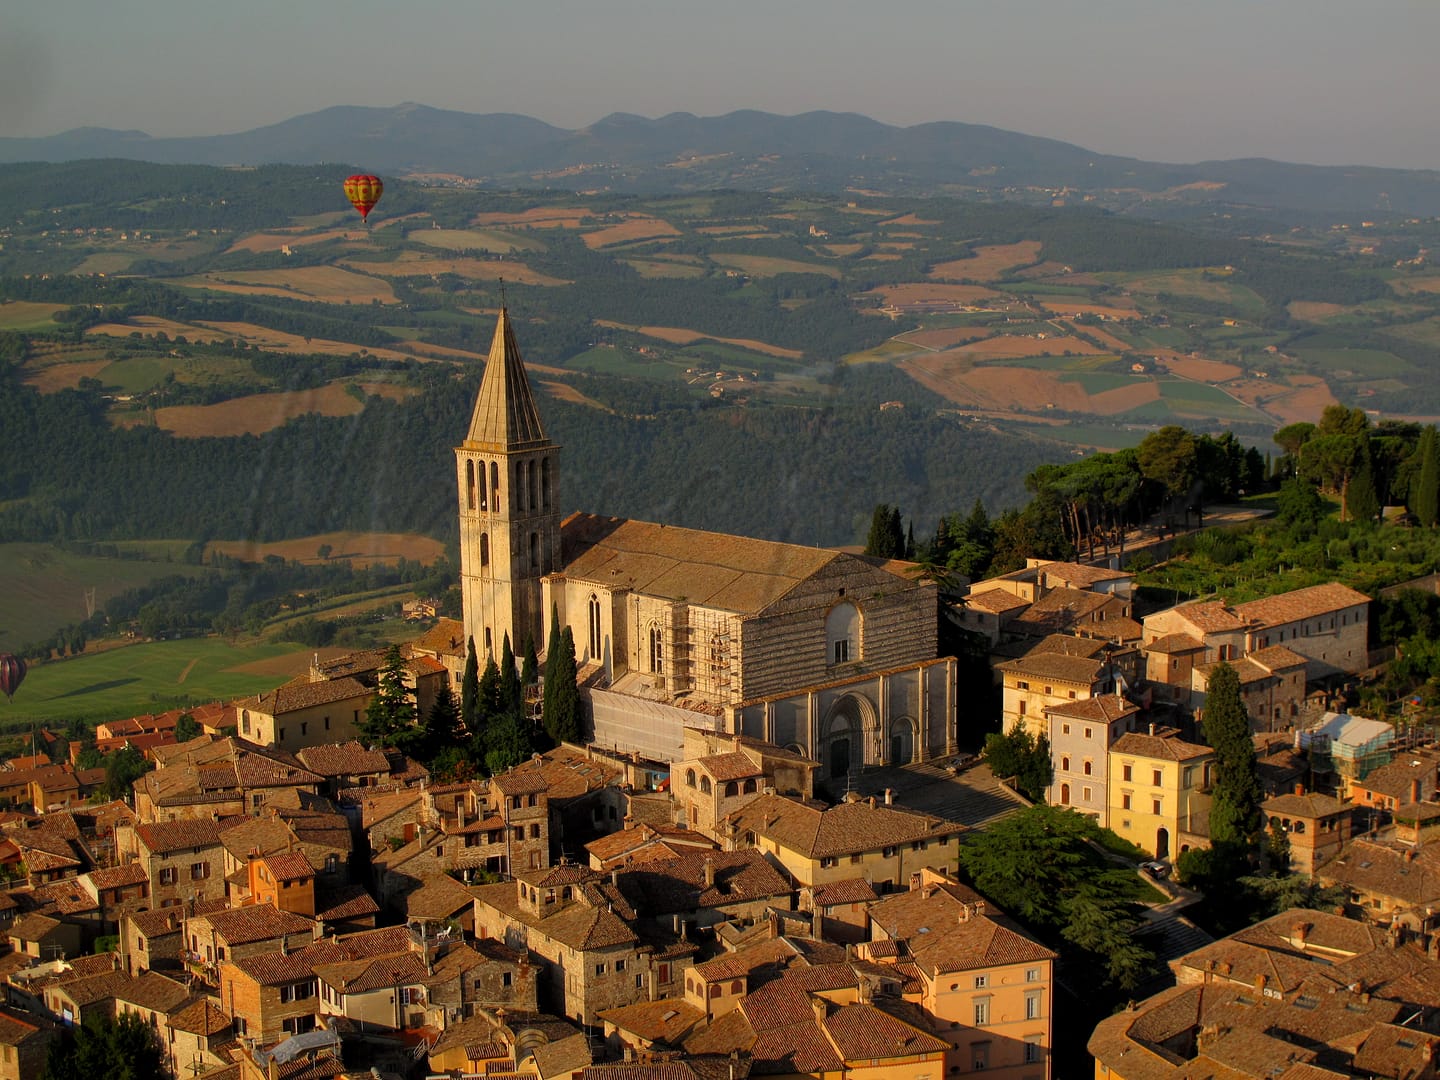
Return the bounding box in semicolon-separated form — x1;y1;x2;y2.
0;543;211;651
1;638;298;726
1295;347;1411;376
1154;380;1260;420
567;345;682;379
0;302;67;331
414;229;542;254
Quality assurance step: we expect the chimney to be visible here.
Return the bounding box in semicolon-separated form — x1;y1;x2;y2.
1293;922;1309;948
1148;722;1156;736
867;796;876;809
1412;779;1422;803
810;995;827;1028
958;903;971;923
1254;974;1267;994
703;859;715;888
884;788;894;806
1295;782;1305;796
611;869;619;887
1406;848;1418;862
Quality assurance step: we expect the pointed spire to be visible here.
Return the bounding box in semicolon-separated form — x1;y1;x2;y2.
463;308;550;451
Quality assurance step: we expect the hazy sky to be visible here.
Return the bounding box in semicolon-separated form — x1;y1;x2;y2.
3;0;1437;169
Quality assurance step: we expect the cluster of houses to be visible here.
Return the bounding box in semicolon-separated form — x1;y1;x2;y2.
0;310;1437;1078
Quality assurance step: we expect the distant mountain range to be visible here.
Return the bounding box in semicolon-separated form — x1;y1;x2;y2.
3;103;1438;217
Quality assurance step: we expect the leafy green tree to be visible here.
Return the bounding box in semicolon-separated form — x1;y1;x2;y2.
957;805;1156;991
1275;477;1325;529
174;712;200;743
982;725;1054;803
43;1011;164;1080
360;645;418;750
1138;425;1199;513
1200;662;1263;852
102;745;153;801
461;636;480;735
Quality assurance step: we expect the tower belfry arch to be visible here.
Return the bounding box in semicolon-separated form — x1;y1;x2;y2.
455;309;562;660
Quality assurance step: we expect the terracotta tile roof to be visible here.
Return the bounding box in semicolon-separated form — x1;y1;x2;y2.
1317;841;1440;909
530;1031;594;1077
1011;587;1111;633
1232;583;1371;628
811;878;878;907
1111;731;1213;762
362;789;422;828
315;884;380;922
867;881;1055;975
1262;792;1348;818
1172;600;1252;634
134;818;221;854
230;924;411;986
824;1000;949;1061
1038;561;1131;588
296;741;389;777
739;982;842;1073
491;767;551;796
997;652;1109;684
724;794;963;859
82;862;149;892
404;873;475;921
1145;632;1205;654
261;850;316;881
29;881;96;915
1247;645;1308;671
1076;615;1144;643
113;970;191;1013
474;880;638;951
964;589;1030;614
196;904;315;946
8;912;61;941
1351;751;1440;801
314;950;427;994
693;938;796;983
596;999;705;1044
0;1005;48;1046
408;618;467;659
167;997;232;1036
615;849;792;914
1044;694;1138;724
239;675;373;716
697;752;762;782
51;969;133;1007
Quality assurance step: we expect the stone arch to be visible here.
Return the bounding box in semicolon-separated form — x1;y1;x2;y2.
887;715;916;766
820;692;879;781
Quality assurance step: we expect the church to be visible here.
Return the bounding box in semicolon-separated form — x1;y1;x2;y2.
454;310;957;779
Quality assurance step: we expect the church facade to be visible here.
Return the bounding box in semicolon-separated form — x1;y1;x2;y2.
457;311;956;779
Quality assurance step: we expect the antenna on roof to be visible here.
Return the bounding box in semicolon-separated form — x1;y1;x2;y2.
499;276;507;308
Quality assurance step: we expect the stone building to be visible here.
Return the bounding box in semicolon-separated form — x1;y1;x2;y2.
456;310;956;778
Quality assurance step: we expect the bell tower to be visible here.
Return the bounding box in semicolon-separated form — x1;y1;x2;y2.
455;309;561;659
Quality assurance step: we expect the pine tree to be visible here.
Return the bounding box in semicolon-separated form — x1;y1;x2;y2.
461;636;480;735
1415;425;1439;527
360;645;417;749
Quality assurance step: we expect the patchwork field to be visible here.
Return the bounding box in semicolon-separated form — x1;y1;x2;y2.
1158;356;1244;382
1039;301;1137;319
21;359;111;392
87;316;232;343
894;327;994;350
621;258;708;279
205;531;444;567
1225;374;1337;425
415;229;541;254
173;266;398;305
595;320;803;359
225;228;355;254
710;253;842;279
582;216;683;249
144;381;414;437
1287;301;1348;322
193;322;430;363
928;241;1043;282
951;334;1105;360
347;254;568;286
862;283;1003;306
472;206;591;227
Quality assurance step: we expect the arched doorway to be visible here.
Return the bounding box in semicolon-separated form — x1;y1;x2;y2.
1060;783;1070;805
1155;827;1170;860
820;693;878;782
888;716;916;766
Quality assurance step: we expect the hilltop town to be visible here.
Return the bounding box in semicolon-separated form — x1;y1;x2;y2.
0;310;1437;1080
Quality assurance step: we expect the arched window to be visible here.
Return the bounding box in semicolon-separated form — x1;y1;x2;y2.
649;623;664;674
480;533;490;568
528;459;538;512
1061;756;1070;772
490;462;500;510
515;461;526;511
588;594;602;660
530;532;539;573
685;770;696;788
541;458;552;508
724;782;739;798
700;776;712;795
478;460;488;510
826;601;861;665
1083;759;1093;776
742;779;757;794
466;460;476;510
484;627;492;654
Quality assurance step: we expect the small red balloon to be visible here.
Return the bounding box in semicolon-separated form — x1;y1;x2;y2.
0;654;26;703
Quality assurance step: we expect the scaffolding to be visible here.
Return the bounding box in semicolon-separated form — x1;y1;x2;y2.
660;604;735;701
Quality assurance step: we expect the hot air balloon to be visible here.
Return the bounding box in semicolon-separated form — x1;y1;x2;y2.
343;174;384;223
0;654;25;704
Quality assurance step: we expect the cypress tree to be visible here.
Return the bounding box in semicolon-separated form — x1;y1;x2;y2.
542;606;562;741
461;636;480;735
1201;663;1263;851
1347;436;1379;526
521;632;538;689
1415;425;1439;527
473;656;500;758
500;633;521;717
552;626;582;744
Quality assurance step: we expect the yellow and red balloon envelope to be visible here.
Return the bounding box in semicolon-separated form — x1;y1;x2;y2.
343;174;384;221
